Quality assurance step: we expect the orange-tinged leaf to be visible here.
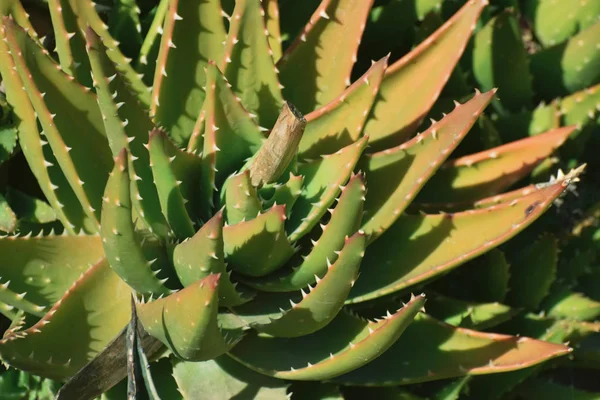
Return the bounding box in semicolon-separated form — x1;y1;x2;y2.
364;0;487;150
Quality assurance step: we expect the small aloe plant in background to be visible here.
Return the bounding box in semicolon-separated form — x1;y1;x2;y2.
0;0;598;398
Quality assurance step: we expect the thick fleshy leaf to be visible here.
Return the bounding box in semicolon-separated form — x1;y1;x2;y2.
228;294;426;380
417;126;575;204
196;62;265;218
71;0;150;106
427;294;517;330
361;89;495;240
135;0;169;85
223;171;261;225
0;194;16;233
223;205;294;277
363;0;487;149
472;11;533;112
172;356;289;400
245;173;365;292
47;0;92;87
85;27;170;239
0;22;88;234
4;188;57;225
346;167;584;304
136;274;230;361
234;232;366;337
516;378;600;400
543;287;600;322
530;20;600;99
100;150;172;295
299;56;388;160
506;233;557;309
278;0;374;113
0;233;104;315
333;313;571;385
263;0;282;62
222;0;283;129
107;0;142;60
4;17;113;231
259;173;304;216
0;258;131;380
172;210;249;306
288;136;367;241
151;0;226;145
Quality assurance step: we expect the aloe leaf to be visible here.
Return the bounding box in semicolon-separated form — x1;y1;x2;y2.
0;233;105;315
560;84;600;127
228;294;426;380
223;205;294;277
288;136;367;241
417;126;576;204
364;0;486;149
235;232;366;338
0;258;131;380
543;287;600;322
173;210;250;307
137;274;231;361
100;150;172;296
333;313;571;385
0;0;37;40
245;173;365;292
151;0;226;145
361;89;495;240
172;355;289;399
196;62;265;218
135;0;169;85
0;20;100;235
347;167;584;304
47;0;92;87
223;170;261;225
222;0;283;129
524;0;600;47
259;173;304;215
278;0;374;113
85;28;171;239
4;18;113;231
0;194;17;233
427;294;517;330
71;0;150;107
530;20;600;99
264;0;282;62
472;11;533;112
506;233;557;309
0;118;17;165
4;188;57;225
494;101;560;142
148;129;196;239
299;56;388;160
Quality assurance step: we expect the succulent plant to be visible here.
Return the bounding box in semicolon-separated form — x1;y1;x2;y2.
0;0;597;398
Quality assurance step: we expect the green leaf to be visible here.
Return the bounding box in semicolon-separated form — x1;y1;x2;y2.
228;294;426;380
299;56;388;160
0;121;17;164
426;294;518;330
259;173;304;216
4;187;57;225
0;233;105;314
135;0;169;86
416;126;575;204
288;136;367;241
0;193;17;233
173;210;250;307
108;0;142;59
264;0;282;62
361;89;495;241
222;0;283;129
346;170;582;304
516;378;600;400
333;313;571;385
151;0;227;146
543;287;600;322
506;233;558;309
234;232;366;337
278;0;374;113
137;274;230;361
472;11;533;112
245;172;365;292
100;150;172;295
363;0;486;149
223;205;294;277
0;258;131;380
172;355;289;400
530;20;600;99
223;170;262;225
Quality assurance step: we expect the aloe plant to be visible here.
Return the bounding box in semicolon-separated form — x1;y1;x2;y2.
0;0;596;398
